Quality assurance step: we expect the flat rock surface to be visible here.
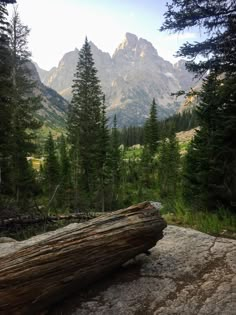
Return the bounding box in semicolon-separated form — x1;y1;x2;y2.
50;225;236;315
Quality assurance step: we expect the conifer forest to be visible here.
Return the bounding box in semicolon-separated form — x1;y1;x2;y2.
0;0;236;239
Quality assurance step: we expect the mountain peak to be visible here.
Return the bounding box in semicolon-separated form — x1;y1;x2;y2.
125;32;138;45
174;59;187;70
36;33;196;126
116;32;138;51
113;33;158;60
89;41;99;50
138;37;158;57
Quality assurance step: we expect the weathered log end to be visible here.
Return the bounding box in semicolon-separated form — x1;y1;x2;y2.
0;201;167;315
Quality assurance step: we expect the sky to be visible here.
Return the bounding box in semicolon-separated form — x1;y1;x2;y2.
9;0;201;70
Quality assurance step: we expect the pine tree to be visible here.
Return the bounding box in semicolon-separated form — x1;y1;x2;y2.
157;139;169;197
139;146;153;189
139;98;159;191
0;1;14;195
58;134;71;208
8;7;41;203
67;99;80;209
168;132;181;196
43;132;60;203
110;115;121;208
1;1;16;3
119;126;144;147
144;98;159;155
67;38;104;210
214;76;236;209
158;133;180;199
161;0;236;76
59;134;70;185
162;0;236;211
183;76;218;207
183;75;236;209
96;95;111;211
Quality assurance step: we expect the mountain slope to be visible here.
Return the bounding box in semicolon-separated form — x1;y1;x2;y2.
36;33;196;127
29;62;68;130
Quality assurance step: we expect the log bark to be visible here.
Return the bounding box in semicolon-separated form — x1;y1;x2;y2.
0;201;167;315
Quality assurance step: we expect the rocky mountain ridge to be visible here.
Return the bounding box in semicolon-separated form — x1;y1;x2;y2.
36;33;197;127
29;62;68;129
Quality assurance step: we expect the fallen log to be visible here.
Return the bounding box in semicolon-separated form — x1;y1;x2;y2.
0;201;167;315
0;212;102;230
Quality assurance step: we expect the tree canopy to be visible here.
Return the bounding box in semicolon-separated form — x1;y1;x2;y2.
161;0;236;210
67;38;108;210
161;0;236;75
144;98;159;155
1;1;16;3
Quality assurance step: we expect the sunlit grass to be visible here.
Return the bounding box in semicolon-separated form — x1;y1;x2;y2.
123;147;143;160
162;198;236;238
29;158;44;171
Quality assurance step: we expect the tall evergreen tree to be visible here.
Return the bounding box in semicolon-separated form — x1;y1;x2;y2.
96;95;111;211
157;139;169;197
57;134;71;208
183;75;236;209
59;134;70;186
67;38;104;210
110;115;121;208
1;1;16;3
158;133;180;199
97;95;110;171
144;98;159;155
0;0;14;195
162;0;236;210
8;7;41;203
167;132;181;196
161;0;236;76
140;98;159;190
67;99;80;208
43;132;60;203
183;76;218;207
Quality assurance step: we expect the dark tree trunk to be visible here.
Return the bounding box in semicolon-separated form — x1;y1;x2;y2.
0;212;101;229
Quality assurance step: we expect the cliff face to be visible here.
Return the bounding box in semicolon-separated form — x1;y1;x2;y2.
36;33;196;126
29;62;68;128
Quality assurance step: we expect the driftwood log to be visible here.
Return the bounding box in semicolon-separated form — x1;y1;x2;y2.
0;201;167;315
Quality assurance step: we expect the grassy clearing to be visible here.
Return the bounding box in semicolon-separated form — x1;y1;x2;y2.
28;157;44;171
123;146;143;160
179;142;189;155
37;123;65;139
162;199;236;239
